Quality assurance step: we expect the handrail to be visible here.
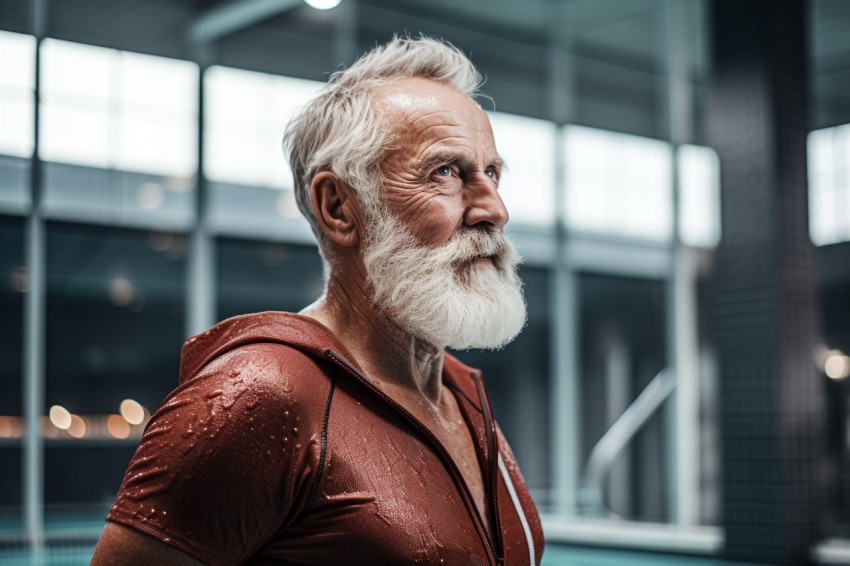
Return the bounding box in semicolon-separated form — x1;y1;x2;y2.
578;368;676;516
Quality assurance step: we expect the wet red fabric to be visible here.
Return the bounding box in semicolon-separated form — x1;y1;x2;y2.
107;312;544;565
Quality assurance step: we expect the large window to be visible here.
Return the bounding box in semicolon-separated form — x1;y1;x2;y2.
578;273;668;522
0;31;35;211
678;144;721;248
39;39;198;226
217;238;324;321
205;66;321;238
0;216;24;531
563;126;673;242
809;123;850;246
44;222;186;522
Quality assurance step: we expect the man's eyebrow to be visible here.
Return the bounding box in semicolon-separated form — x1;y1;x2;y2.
416;151;506;174
489;156;506;171
417;151;468;174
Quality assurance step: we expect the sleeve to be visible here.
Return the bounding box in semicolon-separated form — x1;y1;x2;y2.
106;344;323;566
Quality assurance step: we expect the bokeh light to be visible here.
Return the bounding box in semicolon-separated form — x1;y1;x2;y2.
49;405;72;430
120;399;146;425
106;414;131;439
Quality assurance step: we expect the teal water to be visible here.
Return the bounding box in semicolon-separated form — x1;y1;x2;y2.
0;544;781;565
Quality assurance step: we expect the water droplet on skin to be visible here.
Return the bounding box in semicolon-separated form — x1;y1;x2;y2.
283;437;289;443
284;410;290;418
292;427;299;435
207;390;223;399
295;443;302;449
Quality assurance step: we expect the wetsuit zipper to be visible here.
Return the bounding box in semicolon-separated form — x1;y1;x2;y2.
324;349;505;565
473;372;504;563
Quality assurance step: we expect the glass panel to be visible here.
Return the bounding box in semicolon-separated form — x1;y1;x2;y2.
0;215;24;533
449;266;552;508
205;67;321;237
40;39;197;227
809;124;850;246
44;222;186;523
578;273;668;522
563;125;673;242
205;66;322;190
678;144;721;248
217;238;325;321
487;112;557;228
0;448;22;533
0;31;35;210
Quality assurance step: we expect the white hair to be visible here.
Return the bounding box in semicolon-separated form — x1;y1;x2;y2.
283;36;484;271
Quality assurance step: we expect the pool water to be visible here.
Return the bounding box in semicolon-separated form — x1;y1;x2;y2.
0;544;780;565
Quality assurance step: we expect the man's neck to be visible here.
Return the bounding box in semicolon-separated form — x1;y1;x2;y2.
303;275;446;404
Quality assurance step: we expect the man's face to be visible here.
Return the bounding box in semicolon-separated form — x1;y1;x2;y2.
357;78;526;350
373;77;509;254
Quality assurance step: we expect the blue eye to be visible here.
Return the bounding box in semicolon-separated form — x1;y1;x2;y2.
435;165;451;177
484;169;495;178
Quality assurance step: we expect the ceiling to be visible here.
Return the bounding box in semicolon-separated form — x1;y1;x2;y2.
0;0;848;139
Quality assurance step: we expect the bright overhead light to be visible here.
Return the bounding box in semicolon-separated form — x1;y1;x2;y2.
304;0;341;10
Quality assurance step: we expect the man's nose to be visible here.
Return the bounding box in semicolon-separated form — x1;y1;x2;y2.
463;174;509;232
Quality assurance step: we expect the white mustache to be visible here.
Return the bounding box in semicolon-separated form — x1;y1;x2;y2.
438;229;517;271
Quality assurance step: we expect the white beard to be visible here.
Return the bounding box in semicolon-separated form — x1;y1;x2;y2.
361;210;527;350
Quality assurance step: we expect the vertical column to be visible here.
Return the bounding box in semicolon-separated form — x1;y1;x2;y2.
23;0;47;553
604;328;632;516
709;0;825;562
186;45;216;338
333;0;357;68
548;4;580;516
663;0;701;526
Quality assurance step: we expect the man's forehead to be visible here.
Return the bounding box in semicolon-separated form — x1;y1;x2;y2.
373;77;484;120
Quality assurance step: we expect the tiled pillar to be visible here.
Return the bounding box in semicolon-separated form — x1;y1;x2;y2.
709;0;826;562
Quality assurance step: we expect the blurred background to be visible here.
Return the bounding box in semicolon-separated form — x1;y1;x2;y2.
0;0;848;564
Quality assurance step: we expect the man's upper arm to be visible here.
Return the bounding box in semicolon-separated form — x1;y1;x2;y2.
90;523;207;566
103;344;323;563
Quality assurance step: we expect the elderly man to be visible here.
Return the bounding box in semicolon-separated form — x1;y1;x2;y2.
92;37;543;565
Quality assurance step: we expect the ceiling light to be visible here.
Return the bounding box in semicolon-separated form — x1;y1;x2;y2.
304;0;341;10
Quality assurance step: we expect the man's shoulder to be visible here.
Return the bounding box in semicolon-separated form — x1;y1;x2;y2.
166;311;344;418
179;311;345;384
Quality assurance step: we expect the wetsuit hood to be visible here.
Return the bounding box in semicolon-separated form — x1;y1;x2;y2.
178;310;479;386
178;311;363;385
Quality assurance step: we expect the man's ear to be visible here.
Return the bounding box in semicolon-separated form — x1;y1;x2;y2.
311;171;361;248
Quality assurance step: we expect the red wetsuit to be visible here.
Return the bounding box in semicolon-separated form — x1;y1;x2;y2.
107;312;543;565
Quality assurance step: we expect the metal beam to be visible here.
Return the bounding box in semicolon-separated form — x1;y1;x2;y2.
189;0;302;44
24;0;47;554
548;2;580;517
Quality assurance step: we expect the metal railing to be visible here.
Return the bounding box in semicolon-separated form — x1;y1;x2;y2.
578;368;676;516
